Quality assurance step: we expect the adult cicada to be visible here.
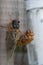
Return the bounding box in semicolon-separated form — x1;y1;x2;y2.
0;19;34;59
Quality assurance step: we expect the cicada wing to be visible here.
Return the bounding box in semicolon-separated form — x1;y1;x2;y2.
6;31;16;59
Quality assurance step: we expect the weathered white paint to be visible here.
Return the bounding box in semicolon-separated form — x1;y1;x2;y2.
26;0;43;65
27;10;38;65
26;0;43;10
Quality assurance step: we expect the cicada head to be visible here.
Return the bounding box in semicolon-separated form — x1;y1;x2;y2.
12;20;20;29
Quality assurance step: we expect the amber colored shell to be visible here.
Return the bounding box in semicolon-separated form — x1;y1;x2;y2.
17;30;34;46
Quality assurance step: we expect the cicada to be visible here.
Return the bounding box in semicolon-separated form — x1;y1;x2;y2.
5;19;34;59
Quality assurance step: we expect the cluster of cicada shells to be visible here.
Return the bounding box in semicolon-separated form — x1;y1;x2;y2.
17;30;34;46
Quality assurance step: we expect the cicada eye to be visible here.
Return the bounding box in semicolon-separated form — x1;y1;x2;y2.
12;20;20;29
